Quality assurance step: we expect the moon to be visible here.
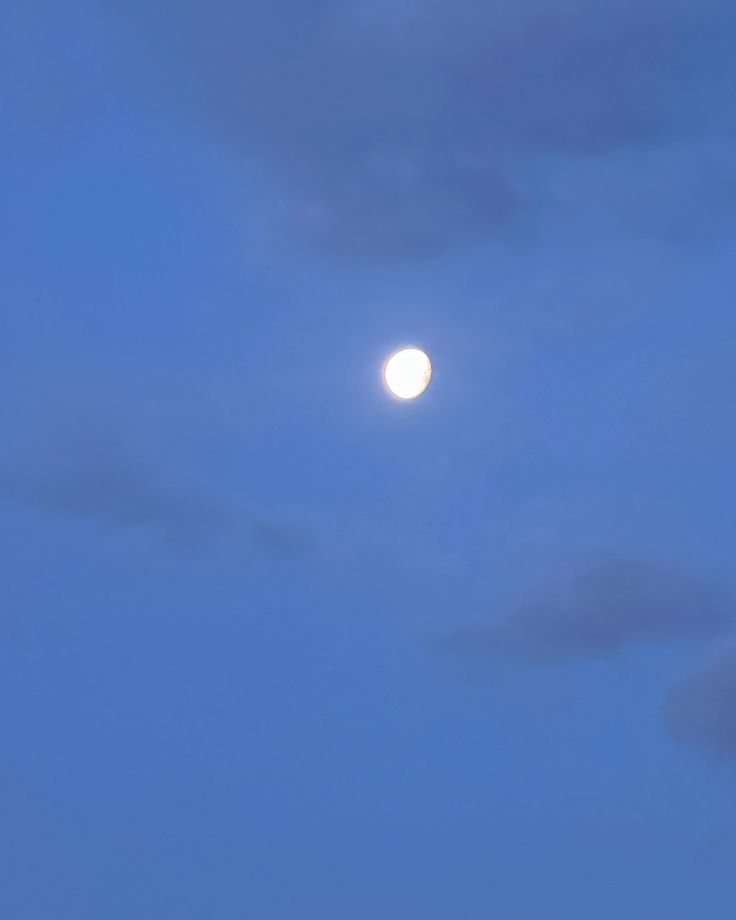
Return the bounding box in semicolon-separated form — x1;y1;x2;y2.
383;347;432;400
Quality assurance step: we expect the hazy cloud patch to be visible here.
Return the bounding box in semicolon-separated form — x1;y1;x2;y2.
664;648;736;764
3;459;230;551
442;557;734;667
111;0;736;259
2;446;312;560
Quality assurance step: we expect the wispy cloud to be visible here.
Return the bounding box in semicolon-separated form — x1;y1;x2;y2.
441;557;734;667
2;443;312;559
664;648;736;764
3;460;230;550
113;0;736;259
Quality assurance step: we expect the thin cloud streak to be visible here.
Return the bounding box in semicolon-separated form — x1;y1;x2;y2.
441;557;735;667
2;452;312;559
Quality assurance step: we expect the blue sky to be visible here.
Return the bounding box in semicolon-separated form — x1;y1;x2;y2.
2;1;736;917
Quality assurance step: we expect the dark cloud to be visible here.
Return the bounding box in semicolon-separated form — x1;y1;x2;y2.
110;0;736;259
2;449;311;559
2;460;230;551
442;557;734;666
664;648;736;764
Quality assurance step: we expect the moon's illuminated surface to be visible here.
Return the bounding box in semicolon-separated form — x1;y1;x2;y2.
383;347;432;399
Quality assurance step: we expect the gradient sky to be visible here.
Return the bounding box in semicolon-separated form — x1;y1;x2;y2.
3;2;736;917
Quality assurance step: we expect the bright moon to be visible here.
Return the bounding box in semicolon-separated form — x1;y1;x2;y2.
383;347;432;400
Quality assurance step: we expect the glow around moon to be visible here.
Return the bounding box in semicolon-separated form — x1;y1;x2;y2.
383;347;432;399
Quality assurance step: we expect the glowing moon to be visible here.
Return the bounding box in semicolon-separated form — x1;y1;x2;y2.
383;347;432;400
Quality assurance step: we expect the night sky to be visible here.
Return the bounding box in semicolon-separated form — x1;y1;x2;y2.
3;2;736;917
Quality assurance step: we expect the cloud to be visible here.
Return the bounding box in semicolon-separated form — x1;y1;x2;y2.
2;446;312;559
2;459;230;550
442;557;734;666
111;0;736;259
664;648;736;764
